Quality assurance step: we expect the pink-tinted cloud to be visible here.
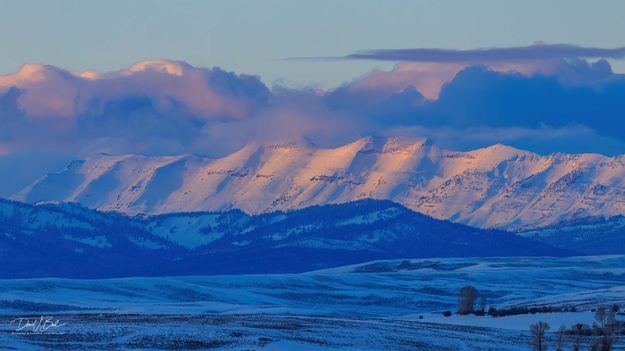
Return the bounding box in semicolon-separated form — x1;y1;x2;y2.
0;57;624;163
337;60;593;100
346;62;465;100
0;60;269;120
0;64;81;118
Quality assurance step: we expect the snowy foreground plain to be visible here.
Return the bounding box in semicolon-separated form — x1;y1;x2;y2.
1;256;624;350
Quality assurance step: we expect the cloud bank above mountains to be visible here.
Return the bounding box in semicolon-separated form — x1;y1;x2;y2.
1;48;625;161
341;43;625;63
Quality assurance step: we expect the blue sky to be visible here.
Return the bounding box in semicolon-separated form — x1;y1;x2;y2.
2;0;625;88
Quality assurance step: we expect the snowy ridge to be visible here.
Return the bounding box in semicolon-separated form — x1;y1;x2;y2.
12;136;625;230
0;198;565;278
519;215;625;254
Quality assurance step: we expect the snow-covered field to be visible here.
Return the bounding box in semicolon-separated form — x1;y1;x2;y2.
1;255;624;350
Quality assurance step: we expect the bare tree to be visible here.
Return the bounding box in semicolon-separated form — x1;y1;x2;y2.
530;321;550;351
554;325;566;351
591;305;616;351
457;285;477;315
570;323;584;351
479;296;487;313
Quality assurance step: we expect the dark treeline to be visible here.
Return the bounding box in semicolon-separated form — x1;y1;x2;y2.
443;286;623;351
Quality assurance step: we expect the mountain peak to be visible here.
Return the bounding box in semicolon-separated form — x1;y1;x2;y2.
347;135;433;155
264;138;316;150
469;143;528;159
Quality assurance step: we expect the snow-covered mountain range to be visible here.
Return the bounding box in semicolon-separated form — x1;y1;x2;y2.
0;198;565;278
12;136;625;230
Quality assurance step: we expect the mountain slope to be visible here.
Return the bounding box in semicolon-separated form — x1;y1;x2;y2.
0;199;567;278
13;137;625;230
520;215;625;254
0;199;184;278
148;200;569;275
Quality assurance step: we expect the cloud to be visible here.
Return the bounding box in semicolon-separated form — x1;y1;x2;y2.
324;57;617;100
422;64;625;139
323;59;625;141
0;60;269;120
341;44;625;63
327;63;451;101
1;57;625;169
0;60;270;155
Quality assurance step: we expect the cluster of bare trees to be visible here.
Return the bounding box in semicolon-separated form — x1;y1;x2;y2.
450;286;621;350
530;305;621;351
